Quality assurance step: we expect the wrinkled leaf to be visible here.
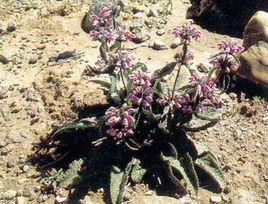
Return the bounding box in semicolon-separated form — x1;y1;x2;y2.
195;152;225;192
110;159;134;204
142;108;161;122
52;117;99;137
162;155;198;194
130;158;146;183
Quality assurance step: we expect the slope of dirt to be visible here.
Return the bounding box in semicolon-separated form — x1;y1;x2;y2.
0;0;267;203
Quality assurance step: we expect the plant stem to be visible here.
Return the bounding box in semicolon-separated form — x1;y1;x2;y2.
171;40;188;99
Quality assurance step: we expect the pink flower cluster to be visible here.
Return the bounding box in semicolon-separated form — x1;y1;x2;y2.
95;53;134;72
105;107;135;139
217;40;244;55
128;71;153;108
157;74;220;113
172;23;201;43
116;54;134;70
89;7;135;43
175;50;194;64
210;57;239;74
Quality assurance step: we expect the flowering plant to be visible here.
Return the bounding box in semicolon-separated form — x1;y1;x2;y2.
209;40;244;91
36;11;228;204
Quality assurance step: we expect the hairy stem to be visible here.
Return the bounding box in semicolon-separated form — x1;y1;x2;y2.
171;40;188;99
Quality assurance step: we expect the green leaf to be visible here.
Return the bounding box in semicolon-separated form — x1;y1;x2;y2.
175;67;191;90
195;152;225;192
52;117;99;137
57;159;84;189
162;155;198;194
142;108;161;122
152;62;176;80
90;79;111;90
130;158;146;183
110;159;134;204
152;80;163;95
196;105;221;122
109;74;121;103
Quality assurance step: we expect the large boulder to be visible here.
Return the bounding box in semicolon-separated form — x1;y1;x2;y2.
187;0;268;35
243;11;268;49
238;41;268;86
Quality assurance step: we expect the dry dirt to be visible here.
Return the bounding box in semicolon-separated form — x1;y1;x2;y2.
0;0;267;203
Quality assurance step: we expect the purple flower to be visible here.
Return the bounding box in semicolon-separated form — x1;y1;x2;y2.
210;57;239;74
100;6;113;20
176;51;194;64
172;23;201;43
89;30;100;41
129;70;151;87
105;32;117;43
116;55;134;70
92;15;101;27
217;40;244;55
129;70;152;108
105;107;135;139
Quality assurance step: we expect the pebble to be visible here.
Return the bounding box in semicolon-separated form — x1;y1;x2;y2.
36;44;46;50
16;196;25;204
7;21;17;32
3;190;17;200
0;53;10;64
29;57;38;64
55;195;69;204
156;29;165;36
133;12;144;19
150;40;167;50
210;195;222;203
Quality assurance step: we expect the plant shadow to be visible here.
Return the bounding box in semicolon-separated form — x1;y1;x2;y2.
29;104;114;203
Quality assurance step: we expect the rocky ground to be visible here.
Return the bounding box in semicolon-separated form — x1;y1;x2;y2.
0;0;267;203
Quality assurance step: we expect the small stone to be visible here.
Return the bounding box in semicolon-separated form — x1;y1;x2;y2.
22;165;30;172
133;12;144;19
150;40;167;50
36;44;46;50
29;57;37;64
3;190;17;200
7;21;16;32
7;160;16;168
0;53;10;64
228;92;237;99
210;195;222;203
16;196;25;204
55;195;68;204
156;29;166;36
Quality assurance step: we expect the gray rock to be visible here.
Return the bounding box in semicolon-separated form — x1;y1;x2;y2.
243;11;268;49
7;21;16;32
239;41;268;86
